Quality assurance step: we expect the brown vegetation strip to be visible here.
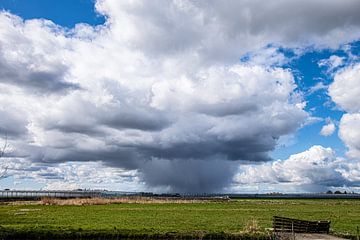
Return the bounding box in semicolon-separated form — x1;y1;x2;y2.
38;197;226;205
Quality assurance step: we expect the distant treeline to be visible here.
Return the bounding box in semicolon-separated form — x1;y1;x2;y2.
1;189;360;200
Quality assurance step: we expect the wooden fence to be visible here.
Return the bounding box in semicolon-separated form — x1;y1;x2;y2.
273;216;330;234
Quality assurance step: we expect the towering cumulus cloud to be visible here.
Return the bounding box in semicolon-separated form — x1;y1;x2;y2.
1;0;360;192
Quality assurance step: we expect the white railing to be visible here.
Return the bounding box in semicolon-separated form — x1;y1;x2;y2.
0;190;101;199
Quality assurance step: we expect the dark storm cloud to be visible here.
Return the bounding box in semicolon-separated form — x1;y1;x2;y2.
26;146;139;168
44;124;104;136
99;107;171;131
141;159;238;193
0;52;79;93
195;101;257;117
40;101;172;135
0;109;28;137
139;137;274;162
25;70;79;93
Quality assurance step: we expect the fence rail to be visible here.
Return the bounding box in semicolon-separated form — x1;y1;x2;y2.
0;190;101;199
273;216;330;234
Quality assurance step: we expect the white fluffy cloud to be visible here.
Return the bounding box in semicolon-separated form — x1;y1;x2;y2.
0;157;141;191
1;0;360;192
329;63;360;113
318;55;345;73
0;13;77;93
329;64;360;161
96;0;360;62
234;145;359;192
339;114;360;159
320;120;336;136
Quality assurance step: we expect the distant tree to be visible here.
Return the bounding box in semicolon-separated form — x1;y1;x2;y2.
326;190;333;194
0;134;8;179
334;190;342;194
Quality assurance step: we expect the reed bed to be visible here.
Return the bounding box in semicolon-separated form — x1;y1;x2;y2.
39;196;215;205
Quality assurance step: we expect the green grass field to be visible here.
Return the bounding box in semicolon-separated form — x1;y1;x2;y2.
0;199;359;239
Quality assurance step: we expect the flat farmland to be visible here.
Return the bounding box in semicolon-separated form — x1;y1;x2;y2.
0;199;359;239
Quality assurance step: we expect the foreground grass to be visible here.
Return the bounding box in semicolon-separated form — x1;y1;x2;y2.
0;199;359;239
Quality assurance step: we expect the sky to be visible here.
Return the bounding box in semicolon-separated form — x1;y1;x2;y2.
0;0;360;193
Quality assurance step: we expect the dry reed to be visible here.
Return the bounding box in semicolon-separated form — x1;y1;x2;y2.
39;196;214;205
243;219;262;234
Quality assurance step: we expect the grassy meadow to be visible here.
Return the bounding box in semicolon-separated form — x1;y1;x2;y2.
0;198;359;239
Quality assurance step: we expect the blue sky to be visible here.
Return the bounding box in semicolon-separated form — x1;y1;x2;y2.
0;0;105;27
0;0;360;193
272;48;349;160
